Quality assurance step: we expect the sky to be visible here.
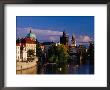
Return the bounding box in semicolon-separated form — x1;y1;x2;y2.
16;16;94;44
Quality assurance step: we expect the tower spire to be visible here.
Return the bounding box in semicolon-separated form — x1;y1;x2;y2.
30;29;31;33
63;30;66;36
71;33;76;47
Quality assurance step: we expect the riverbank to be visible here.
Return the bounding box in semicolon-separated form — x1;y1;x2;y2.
16;66;37;74
16;58;38;71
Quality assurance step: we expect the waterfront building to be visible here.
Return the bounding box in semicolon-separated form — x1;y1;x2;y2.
16;43;21;61
16;30;37;61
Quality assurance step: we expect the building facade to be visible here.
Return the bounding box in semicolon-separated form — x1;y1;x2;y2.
16;43;21;61
16;30;37;61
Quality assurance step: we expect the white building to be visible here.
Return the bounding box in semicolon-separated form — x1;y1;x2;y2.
16;43;21;61
20;46;27;61
16;30;37;61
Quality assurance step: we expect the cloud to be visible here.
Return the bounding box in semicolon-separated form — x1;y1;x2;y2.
16;27;63;42
48;36;60;42
23;27;63;36
76;35;92;43
17;27;93;43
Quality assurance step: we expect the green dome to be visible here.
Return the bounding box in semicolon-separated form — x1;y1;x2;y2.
26;30;36;40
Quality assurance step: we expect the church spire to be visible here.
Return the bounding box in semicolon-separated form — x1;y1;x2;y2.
30;29;32;33
72;34;75;41
71;34;76;47
63;30;66;36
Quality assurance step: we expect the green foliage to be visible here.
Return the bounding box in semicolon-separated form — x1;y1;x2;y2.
36;44;42;57
87;42;94;64
48;44;70;65
27;49;35;60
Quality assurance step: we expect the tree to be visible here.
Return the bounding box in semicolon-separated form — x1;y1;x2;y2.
48;44;70;63
57;45;69;64
36;43;42;57
47;44;57;63
27;49;35;61
47;44;70;73
36;43;47;65
87;42;94;65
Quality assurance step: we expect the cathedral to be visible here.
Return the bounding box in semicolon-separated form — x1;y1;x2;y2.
60;31;69;45
16;30;37;61
60;31;76;47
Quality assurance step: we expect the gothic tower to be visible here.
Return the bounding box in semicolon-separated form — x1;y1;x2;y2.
71;34;76;47
60;31;69;45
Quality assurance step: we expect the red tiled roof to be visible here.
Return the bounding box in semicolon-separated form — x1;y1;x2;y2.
16;37;36;47
16;43;20;46
21;37;36;44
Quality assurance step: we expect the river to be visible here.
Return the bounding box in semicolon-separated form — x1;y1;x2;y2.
16;63;94;74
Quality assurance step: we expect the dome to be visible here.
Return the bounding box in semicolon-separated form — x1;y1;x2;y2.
26;30;36;40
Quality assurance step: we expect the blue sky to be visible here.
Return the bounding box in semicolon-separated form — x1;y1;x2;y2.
16;16;94;43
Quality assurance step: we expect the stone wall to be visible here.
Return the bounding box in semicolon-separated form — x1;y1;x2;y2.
16;58;38;71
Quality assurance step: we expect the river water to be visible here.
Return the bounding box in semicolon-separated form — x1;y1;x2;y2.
16;63;94;74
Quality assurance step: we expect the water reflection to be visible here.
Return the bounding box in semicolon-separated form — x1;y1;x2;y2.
16;63;94;74
67;64;94;74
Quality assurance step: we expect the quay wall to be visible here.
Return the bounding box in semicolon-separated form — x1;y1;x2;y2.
16;59;38;71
